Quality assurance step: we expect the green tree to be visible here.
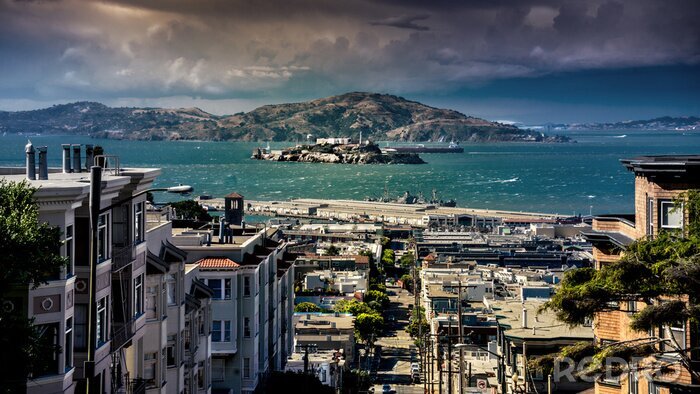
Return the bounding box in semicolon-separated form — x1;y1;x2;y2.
368;283;386;293
354;312;384;345
406;305;430;339
364;290;390;310
294;302;322;313
168;199;212;221
399;252;415;268
0;180;67;393
381;249;395;267
543;190;700;379
325;244;340;256
333;299;374;316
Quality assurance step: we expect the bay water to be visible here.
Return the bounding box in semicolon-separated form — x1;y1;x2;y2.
1;130;699;215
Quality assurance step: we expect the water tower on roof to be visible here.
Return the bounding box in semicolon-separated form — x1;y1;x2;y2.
224;192;244;225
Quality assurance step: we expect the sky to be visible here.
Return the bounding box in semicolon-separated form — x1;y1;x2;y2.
0;0;698;124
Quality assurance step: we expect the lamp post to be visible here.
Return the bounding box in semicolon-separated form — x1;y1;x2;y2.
85;165;192;393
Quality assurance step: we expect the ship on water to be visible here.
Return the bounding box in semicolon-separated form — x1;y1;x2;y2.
381;140;464;153
365;186;457;207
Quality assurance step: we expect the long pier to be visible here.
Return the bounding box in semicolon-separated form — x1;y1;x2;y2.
199;197;562;227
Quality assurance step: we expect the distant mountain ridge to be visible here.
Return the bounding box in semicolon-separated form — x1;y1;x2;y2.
0;92;569;142
553;116;700;131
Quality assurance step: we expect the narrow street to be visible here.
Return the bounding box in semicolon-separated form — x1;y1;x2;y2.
371;284;424;394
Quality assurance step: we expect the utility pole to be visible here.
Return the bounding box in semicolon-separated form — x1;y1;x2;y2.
448;319;453;394
457;282;464;394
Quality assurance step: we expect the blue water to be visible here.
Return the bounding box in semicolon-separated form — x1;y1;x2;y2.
1;131;698;214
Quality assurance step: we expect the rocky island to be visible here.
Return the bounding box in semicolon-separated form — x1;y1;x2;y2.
251;141;425;165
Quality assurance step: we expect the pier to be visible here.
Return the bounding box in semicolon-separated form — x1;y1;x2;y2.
199;197;562;228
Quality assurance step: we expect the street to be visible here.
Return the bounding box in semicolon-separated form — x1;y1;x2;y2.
371;285;424;394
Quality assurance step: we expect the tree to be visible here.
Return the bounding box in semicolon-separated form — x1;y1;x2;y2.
168;199;212;221
325;244;340;256
0;180;67;393
399;252;415;269
543;190;700;380
333;299;374;316
406;305;430;340
294;302;322;313
354;312;384;345
381;249;395;267
364;290;390;310
368;283;386;293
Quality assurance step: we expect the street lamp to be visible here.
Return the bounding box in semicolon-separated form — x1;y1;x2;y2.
85;166;192;393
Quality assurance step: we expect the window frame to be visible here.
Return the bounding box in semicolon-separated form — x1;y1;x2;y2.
659;200;683;230
134;274;144;316
65;224;74;276
96;297;108;347
97;213;110;262
134;202;144;244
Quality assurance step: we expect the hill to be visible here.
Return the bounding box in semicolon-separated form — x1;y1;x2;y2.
560;116;700;131
0;92;569;142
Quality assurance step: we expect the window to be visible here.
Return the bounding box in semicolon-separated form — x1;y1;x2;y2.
134;202;144;243
197;361;205;389
167;334;177;367
32;323;59;377
161;349;167;382
65;225;74;276
97;213;110;262
212;320;231;342
629;368;638;394
65;317;73;371
144;352;157;386
627;300;638;314
146;284;158;319
243;357;251;379
74;304;87;350
134;274;144;316
660;200;683;229
646;197;654;236
167;274;177;305
244;276;251;297
244;317;251;338
208;278;232;300
96;297;108;347
660;322;686;354
212;358;225;382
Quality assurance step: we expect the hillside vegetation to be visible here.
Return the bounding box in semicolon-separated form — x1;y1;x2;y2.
0;92;568;142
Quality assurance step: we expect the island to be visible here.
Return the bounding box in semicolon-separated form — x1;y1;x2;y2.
251;140;425;165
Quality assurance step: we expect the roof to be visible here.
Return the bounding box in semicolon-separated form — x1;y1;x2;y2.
195;256;240;270
190;277;214;298
161;239;187;262
490;299;593;342
146;251;169;274
621;155;700;179
581;230;634;248
225;192;244;199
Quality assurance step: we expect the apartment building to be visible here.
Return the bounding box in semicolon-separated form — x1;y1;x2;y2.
1;143;160;393
171;222;295;394
582;155;700;394
2;143;216;394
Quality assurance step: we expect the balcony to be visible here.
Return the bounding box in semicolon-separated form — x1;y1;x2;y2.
129;378;147;394
111;315;137;350
112;245;135;272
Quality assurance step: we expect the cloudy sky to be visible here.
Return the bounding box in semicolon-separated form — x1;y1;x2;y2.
0;0;698;123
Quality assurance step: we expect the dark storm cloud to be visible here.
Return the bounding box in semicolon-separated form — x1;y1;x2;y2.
0;0;698;118
369;14;431;31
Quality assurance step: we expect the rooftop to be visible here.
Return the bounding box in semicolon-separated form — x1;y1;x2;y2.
621;155;700;179
195;257;240;270
488;299;593;342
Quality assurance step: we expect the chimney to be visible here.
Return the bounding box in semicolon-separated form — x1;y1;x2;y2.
72;144;81;172
85;144;94;169
62;144;72;173
218;220;225;244
303;320;308;326
25;140;36;180
521;308;528;329
37;146;48;180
